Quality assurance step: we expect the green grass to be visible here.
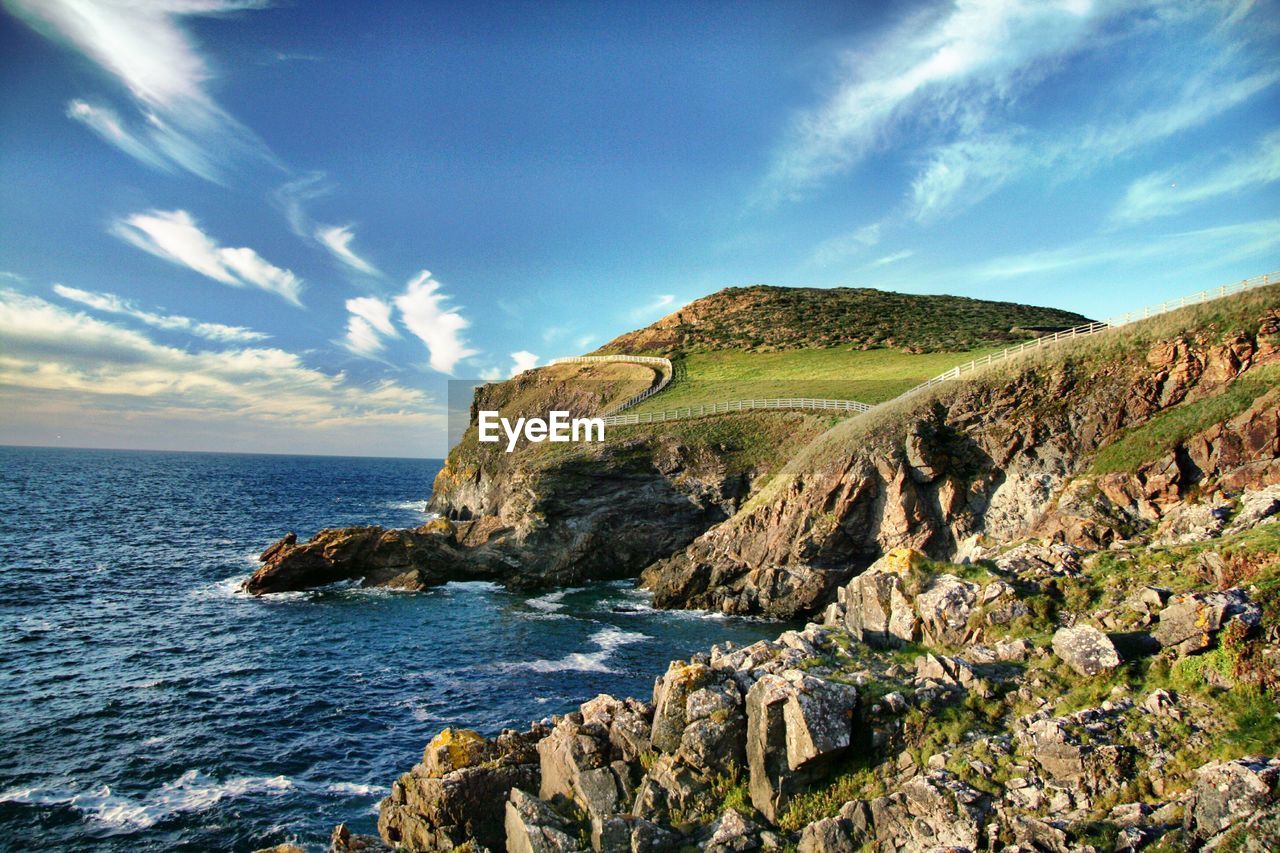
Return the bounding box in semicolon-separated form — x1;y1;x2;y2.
626;344;1016;414
1087;365;1278;475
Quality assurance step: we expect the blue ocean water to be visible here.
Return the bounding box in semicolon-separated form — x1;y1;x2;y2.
0;447;787;851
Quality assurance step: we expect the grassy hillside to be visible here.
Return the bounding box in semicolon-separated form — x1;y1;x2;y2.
625;344;1013;413
599;285;1092;355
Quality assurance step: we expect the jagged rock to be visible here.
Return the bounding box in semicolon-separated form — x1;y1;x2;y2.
505;788;583;853
245;523;484;595
746;671;858;822
580;695;653;764
834;549;922;648
915;574;979;647
677;682;746;773
1153;588;1262;655
379;724;548;852
253;845;306;853
1051;625;1121;677
1009;815;1070;852
650;662;716;753
867;771;991;851
1184;757;1280;842
1225;483;1280;534
1018;716;1132;795
537;716;632;843
330;822;392;851
914;653;990;697
632;752;707;823
423;727;496;778
329;823;387;852
1152;496;1234;545
967;637;1033;664
993;542;1082;579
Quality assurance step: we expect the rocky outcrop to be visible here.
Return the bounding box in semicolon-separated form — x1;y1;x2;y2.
1153;588;1261;655
378;725;548;851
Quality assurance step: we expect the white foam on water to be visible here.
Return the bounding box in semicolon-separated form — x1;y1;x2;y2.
502;626;651;674
1;770;295;830
189;574;251;601
326;782;387;797
386;500;433;513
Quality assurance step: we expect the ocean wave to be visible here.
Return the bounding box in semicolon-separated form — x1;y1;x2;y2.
386;500;433;513
189;575;251;601
502;626;650;674
0;770;294;830
525;587;582;612
326;782;387;798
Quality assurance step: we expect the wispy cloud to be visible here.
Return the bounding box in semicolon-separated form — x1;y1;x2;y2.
809;223;882;267
52;284;267;343
274;175;380;275
866;250;915;269
343;296;397;357
509;350;539;376
0;289;434;432
6;0;276;181
970;217;1280;280
763;0;1101;202
316;225;379;276
112;209;303;306
394;271;477;374
630;293;682;321
1112;130;1280;223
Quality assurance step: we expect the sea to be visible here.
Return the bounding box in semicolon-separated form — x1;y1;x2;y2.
0;447;788;851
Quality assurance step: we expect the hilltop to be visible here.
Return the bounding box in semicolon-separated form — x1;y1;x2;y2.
599;285;1092;355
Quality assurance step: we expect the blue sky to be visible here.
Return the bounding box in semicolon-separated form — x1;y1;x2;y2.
1;0;1277;458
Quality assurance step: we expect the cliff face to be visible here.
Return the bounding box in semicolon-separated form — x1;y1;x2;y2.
246;358;830;594
641;303;1280;617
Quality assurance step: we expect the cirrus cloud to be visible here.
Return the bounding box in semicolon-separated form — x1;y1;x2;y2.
111;209;303;306
393;271;477;374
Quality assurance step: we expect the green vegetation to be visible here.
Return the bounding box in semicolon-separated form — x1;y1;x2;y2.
1088;365;1278;476
776;754;883;832
599;285;1091;355
625;345;1013;413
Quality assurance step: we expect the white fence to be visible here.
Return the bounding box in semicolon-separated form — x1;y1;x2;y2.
896;271;1278;404
603;397;871;426
547;354;675;414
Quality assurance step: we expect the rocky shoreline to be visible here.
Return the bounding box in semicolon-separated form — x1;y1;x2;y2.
252;298;1280;851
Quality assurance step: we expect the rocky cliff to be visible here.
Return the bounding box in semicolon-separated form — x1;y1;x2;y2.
246;361;831;594
641;293;1280;618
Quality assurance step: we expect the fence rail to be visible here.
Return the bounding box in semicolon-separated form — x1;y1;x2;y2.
603;397;871;426
547;354;675;415
896;271;1278;404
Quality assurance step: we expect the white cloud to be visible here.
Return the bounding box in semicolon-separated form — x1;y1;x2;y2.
343;296;397;357
575;334;597;350
867;250;915;268
316;225;379;276
908;133;1024;222
764;0;1101;201
630;293;683;321
1112;130;1280;223
52;283;267;343
509;351;539;377
112;209;303;306
393;271;477;374
0;289;435;433
274;176;381;275
6;0;274;181
478;366;504;381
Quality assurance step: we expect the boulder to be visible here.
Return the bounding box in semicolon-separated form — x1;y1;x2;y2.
835;550;922;648
537;716;632;843
1051;625;1121;677
914;653;990;697
867;771;991;851
505;787;583;853
1153;589;1261;656
746;671;858;822
1184;757;1280;841
1225;483;1280;534
915;575;979;647
651;662;715;753
703;809;764;853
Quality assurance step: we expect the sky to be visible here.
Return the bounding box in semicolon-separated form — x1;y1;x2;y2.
1;0;1277;458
